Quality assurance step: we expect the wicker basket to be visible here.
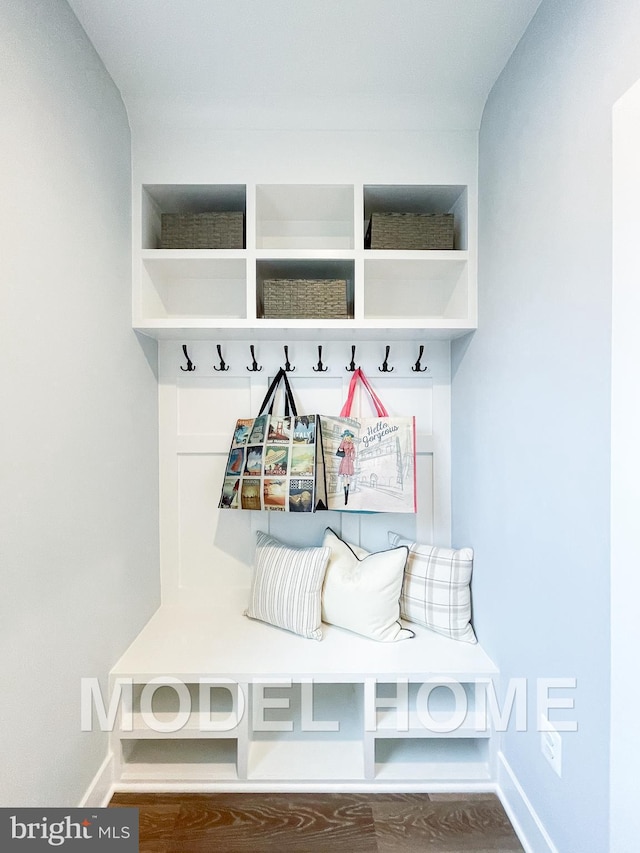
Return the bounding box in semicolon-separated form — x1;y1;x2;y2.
262;279;349;319
365;212;454;250
160;212;244;249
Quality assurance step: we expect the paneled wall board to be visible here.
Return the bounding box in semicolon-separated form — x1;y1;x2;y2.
159;339;451;604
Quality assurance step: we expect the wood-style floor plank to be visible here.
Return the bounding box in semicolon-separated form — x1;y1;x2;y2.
169;793;378;853
108;792;524;852
372;796;525;852
109;795;182;853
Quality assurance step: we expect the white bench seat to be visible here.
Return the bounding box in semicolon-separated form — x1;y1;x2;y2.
111;588;498;683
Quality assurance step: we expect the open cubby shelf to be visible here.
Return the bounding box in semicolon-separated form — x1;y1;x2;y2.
134;183;475;339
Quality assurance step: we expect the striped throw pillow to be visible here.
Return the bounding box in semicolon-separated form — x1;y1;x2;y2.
388;532;477;643
245;532;330;640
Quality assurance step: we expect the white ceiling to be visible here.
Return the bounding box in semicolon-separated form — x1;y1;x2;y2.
68;0;542;130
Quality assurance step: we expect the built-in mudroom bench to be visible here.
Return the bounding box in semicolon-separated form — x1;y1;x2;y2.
110;590;498;790
107;177;499;792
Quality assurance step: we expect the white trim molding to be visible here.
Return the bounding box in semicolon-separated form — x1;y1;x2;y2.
77;751;115;809
497;752;558;853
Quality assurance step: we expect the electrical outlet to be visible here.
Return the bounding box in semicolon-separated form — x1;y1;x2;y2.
540;714;562;777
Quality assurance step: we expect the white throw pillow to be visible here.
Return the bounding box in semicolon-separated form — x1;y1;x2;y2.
388;532;477;643
245;531;330;640
321;528;413;642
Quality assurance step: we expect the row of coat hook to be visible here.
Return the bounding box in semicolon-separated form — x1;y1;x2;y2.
180;343;428;373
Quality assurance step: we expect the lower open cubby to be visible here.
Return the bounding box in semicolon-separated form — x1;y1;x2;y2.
372;738;491;782
247;682;364;781
119;739;239;782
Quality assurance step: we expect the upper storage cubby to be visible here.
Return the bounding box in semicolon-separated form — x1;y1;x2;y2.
255;184;354;250
142;184;247;250
363;185;467;251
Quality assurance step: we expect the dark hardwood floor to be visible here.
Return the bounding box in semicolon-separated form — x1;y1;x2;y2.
109;792;524;852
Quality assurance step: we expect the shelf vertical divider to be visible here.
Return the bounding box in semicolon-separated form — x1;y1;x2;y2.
236;682;249;780
245;183;257;321
353;182;365;321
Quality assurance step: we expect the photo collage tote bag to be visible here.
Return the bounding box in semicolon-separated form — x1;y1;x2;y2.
219;368;328;512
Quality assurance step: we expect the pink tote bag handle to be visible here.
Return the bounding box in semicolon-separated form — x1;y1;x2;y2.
340;368;389;417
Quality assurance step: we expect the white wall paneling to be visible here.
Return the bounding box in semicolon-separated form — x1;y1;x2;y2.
159;338;450;604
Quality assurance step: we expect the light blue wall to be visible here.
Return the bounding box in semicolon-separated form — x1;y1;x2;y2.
452;1;640;850
0;0;160;806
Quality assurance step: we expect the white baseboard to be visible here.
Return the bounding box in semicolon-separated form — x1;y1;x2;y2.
496;752;558;853
109;780;496;795
78;751;115;808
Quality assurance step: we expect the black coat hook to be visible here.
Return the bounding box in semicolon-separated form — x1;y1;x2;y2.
412;345;428;372
379;345;394;373
283;345;295;372
180;344;196;372
214;344;229;371
346;345;358;372
246;345;262;372
313;345;328;372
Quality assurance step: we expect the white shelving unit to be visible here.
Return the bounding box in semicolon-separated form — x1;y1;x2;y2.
115;175;488;791
134;183;476;340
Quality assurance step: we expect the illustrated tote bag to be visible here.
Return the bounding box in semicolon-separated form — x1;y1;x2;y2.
320;369;417;513
219;368;328;512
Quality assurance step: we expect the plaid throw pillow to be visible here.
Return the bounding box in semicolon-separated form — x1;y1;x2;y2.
388;532;476;644
245;531;330;640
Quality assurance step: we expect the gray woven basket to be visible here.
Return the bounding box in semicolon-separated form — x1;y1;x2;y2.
262;279;349;319
160;212;244;249
366;212;454;250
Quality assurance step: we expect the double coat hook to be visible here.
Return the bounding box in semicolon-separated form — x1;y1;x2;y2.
180;344;195;372
379;345;394;373
412;345;428;372
246;345;262;372
346;345;358;372
313;345;328;372
214;344;229;371
282;345;295;372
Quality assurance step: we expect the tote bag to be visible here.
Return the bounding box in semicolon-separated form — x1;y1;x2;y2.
320;369;417;513
219;368;328;512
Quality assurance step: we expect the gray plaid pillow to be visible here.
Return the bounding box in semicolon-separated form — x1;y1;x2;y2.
388;532;476;643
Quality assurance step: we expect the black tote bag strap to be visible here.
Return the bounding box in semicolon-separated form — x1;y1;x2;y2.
258;368;298;417
258;368;284;415
279;369;298;417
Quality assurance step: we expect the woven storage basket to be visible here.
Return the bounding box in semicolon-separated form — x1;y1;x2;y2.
262;279;348;319
365;212;454;250
160;212;244;249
